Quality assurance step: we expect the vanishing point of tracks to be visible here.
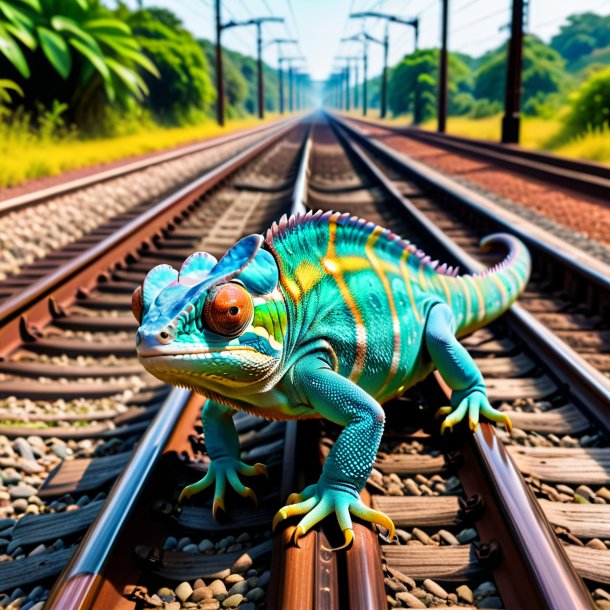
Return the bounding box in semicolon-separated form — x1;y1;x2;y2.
0;113;609;610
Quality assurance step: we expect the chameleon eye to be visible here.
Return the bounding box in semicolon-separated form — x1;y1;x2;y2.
203;283;254;337
132;286;143;324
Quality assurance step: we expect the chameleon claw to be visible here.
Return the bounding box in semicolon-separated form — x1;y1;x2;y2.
291;525;305;548
286;492;303;505
253;463;268;479
435;406;452;420
212;497;225;520
322;528;354;552
440;420;453;434
469;417;479;432
242;487;258;506
272;508;287;532
178;487;190;505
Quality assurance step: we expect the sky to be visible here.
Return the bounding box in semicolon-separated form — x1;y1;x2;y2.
124;0;610;81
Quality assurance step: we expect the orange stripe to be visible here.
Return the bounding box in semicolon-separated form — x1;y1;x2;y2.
366;227;401;396
326;214;367;382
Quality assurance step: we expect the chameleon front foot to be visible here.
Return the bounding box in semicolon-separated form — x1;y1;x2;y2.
273;481;395;551
179;456;268;518
439;390;512;434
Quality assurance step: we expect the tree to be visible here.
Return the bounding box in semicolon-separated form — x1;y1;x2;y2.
474;36;567;114
128;8;214;124
551;13;610;69
0;0;158;124
387;49;471;122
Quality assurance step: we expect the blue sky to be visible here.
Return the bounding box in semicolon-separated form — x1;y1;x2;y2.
125;0;610;81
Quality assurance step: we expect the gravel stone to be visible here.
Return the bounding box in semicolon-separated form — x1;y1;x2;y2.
423;579;447;599
246;587;265;602
190;587;213;603
456;585;474;603
224;574;244;585
227;581;248;597
222;594;243;607
208;580;227;597
479;595;503;608
395;591;426;608
175;582;193;603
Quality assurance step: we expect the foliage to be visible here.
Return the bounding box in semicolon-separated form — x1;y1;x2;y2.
563;67;610;137
127;8;214;124
551;12;610;69
474;36;567;114
0;0;158;129
387;49;471;123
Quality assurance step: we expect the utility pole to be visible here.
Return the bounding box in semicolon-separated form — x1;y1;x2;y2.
502;0;525;143
268;39;297;114
438;0;449;132
337;56;359;112
351;11;419;120
342;35;368;115
279;56;304;113
222;16;284;120
215;0;224;126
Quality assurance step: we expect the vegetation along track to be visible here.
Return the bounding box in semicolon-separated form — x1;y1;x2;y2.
305;113;610;609
0;119;290;301
0;118;308;609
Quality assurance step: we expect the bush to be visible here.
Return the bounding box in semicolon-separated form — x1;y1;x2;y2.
564;67;610;136
469;99;502;119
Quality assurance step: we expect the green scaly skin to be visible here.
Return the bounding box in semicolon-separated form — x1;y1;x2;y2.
134;210;531;548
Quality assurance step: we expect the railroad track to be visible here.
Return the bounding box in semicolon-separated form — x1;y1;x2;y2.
0;119;291;302
1;110;609;610
345;115;610;202
0;118;308;609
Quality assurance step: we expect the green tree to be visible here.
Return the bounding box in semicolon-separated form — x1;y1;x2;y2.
0;0;158;125
551;12;610;69
128;8;214;124
387;49;471;123
474;36;567;114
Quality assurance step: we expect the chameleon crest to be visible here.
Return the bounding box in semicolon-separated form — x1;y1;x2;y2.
134;210;531;549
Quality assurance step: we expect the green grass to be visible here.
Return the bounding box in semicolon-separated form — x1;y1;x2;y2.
0;114;279;190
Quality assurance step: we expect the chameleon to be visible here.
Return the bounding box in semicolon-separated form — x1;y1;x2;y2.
132;210;531;549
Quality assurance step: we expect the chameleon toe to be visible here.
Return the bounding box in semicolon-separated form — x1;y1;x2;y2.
322;528;354;552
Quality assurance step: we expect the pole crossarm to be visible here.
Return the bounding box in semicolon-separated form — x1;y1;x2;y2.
222;16;284;31
350;11;418;29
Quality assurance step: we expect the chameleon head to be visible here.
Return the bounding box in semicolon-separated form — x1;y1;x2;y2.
132;234;286;397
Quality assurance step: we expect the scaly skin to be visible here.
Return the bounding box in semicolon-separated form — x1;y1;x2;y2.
133;210;531;548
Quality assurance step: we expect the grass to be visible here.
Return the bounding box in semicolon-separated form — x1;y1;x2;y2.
0;114;279;190
346;109;610;165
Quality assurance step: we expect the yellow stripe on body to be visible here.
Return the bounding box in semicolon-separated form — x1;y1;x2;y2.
324;214;367;382
436;274;452;306
365;226;402;396
399;249;422;324
464;275;486;322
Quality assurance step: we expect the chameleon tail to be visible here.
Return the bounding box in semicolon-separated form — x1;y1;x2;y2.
445;233;531;337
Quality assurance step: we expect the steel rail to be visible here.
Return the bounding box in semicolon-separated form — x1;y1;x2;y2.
330;113;610;432
0;119;288;216
347;115;610;199
0;118;300;357
45;119;310;610
329;117;597;610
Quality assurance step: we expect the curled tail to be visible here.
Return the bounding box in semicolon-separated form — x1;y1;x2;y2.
442;233;531;337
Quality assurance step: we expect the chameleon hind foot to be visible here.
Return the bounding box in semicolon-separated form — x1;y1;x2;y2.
178;456;268;518
440;389;512;434
273;480;395;551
